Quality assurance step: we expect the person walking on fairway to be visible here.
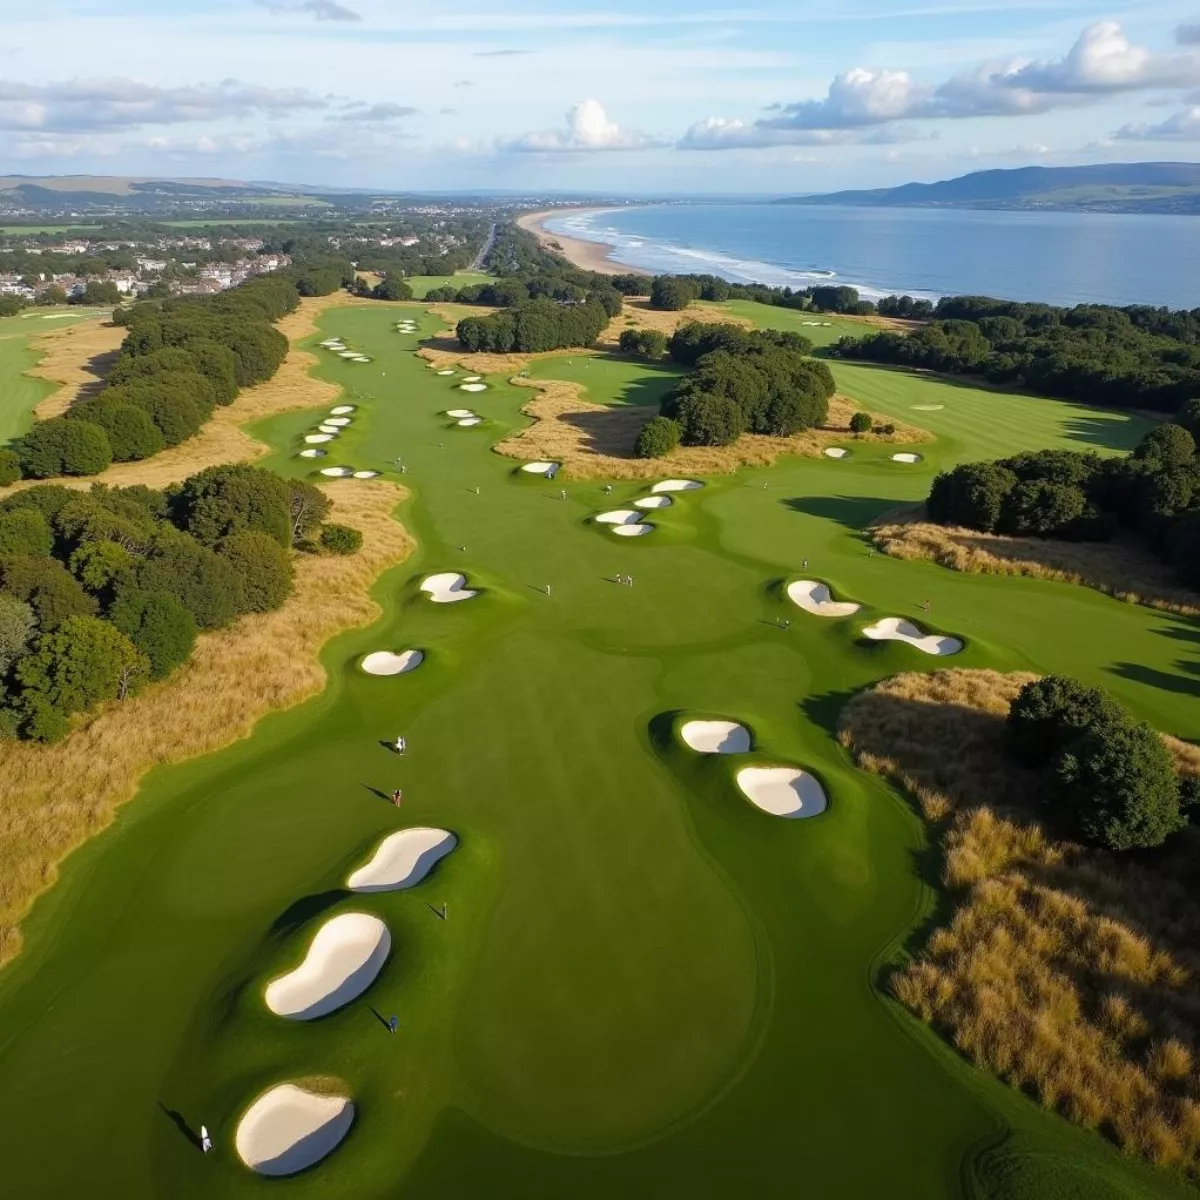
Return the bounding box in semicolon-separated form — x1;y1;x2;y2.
545;583;552;596
627;575;634;588
200;1126;213;1154
802;558;808;570
560;488;567;501
923;599;931;613
391;789;403;807
388;1015;399;1034
395;735;406;755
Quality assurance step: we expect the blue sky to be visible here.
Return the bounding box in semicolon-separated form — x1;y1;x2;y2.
1;0;1199;193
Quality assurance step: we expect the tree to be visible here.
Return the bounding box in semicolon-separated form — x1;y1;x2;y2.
13;615;148;737
999;479;1088;537
372;275;413;301
650;276;702;311
0;508;53;558
0;449;20;487
674;392;743;446
1174;398;1200;443
618;329;668;359
849;411;872;435
70;280;122;306
927;462;1018;533
1055;716;1185;850
173;464;291;548
217;531;293;612
136;531;243;629
0;595;35;675
1006;675;1125;767
319;523;362;554
17;418;113;478
635;416;681;459
69;399;164;462
0;554;97;630
108;588;197;680
69;540;134;596
1133;423;1195;472
288;479;333;543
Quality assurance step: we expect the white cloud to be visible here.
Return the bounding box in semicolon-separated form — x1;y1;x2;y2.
1114;106;1200;141
509;99;662;152
678;114;923;149
255;0;361;22
762;68;931;130
339;102;418;122
1177;23;1200;47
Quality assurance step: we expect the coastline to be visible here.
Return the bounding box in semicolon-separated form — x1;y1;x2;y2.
516;208;652;277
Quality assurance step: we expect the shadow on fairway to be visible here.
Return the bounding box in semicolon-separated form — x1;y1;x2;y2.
800;687;858;736
784;494;895;530
158;1103;202;1150
268;890;346;938
1111;660;1200;698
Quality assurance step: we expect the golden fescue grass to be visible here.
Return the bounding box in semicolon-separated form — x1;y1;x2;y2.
491;381;932;481
0;481;413;968
608;300;752;342
840;668;1200;1173
25;316;125;418
873;509;1200;617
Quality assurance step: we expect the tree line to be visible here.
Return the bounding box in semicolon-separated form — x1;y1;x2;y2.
830;294;1200;415
925;402;1200;587
0;465;359;743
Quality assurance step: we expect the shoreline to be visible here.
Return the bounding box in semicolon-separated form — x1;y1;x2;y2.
516;208;652;277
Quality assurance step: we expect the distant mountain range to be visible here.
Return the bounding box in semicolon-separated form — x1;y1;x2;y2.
774;163;1200;215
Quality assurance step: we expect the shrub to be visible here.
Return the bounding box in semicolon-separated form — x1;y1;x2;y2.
0;449;20;487
319;523;362;555
69;540;135;597
173;464;291;548
635;416;681;459
619;329;668;359
0;594;35;674
927;463;1018;533
0;508;53;558
109;588;197;680
1007;675;1124;767
849;411;872;434
217;530;293;612
1133;423;1195;472
0;555;97;630
17;418;113;478
674;392;744;446
136;532;243;629
1055;716;1185;850
372;275;413;301
668;322;750;366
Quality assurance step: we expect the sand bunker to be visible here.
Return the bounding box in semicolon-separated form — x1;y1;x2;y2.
634;495;672;509
319;467;354;477
680;720;751;754
264;912;390;1020
235;1084;354;1177
338;351;359;359
348;827;458;892
437;369;455;376
329;405;355;415
823;447;848;459
351;356;372;363
298;449;326;459
421;572;478;603
457;417;482;427
521;461;559;476
736;766;828;819
595;509;643;525
787;580;861;618
305;434;335;444
911;404;944;411
459;383;487;393
353;470;379;479
613;523;653;537
325;417;351;427
360;649;423;676
652;479;703;494
462;375;482;382
318;424;341;434
863;617;963;656
891;453;922;464
445;408;475;418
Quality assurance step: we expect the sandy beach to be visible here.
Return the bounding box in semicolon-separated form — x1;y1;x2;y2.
516;209;651;277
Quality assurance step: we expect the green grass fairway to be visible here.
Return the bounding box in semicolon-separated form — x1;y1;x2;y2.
406;272;492;299
0;302;1195;1199
525;350;683;408
0;308;105;445
720;299;875;347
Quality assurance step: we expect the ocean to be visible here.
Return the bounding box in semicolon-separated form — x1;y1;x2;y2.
543;204;1200;310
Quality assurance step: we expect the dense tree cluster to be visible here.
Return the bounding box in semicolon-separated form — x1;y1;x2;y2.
831;294;1200;414
634;416;681;459
456;298;611;354
618;329;668;359
0;467;347;742
926;404;1200;586
654;322;833;447
1007;676;1188;851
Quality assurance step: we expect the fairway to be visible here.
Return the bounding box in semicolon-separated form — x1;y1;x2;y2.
0;297;1195;1200
406;272;492;298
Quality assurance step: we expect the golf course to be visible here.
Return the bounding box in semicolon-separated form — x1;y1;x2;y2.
0;290;1196;1199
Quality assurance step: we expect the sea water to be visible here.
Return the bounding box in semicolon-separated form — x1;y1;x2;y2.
545;204;1200;309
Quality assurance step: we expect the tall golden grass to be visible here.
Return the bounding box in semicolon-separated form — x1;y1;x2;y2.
873;509;1200;617
840;669;1200;1173
0;481;413;967
26;316;125;418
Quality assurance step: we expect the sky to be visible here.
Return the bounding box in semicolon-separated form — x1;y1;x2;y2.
2;0;1200;194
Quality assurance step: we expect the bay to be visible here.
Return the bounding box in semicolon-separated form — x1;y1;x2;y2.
544;203;1200;309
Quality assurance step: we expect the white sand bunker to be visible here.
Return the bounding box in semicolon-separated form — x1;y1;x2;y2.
298;449;326;459
325;417;352;427
595;509;643;525
787;580;861;618
318;425;341;434
634;495;672;510
457;417;482;427
347;827;458;892
320;467;354;477
319;339;342;348
459;383;487;393
351;356;372;363
652;479;703;494
437;369;455;376
330;405;355;415
421;572;478;603
353;470;379;479
863;617;963;656
680;720;751;754
360;649;423;676
911;404;944;411
305;434;335;444
823;447;848;459
891;453;922;464
338;351;359;359
265;912;390;1020
462;375;482;382
445;408;475;418
613;523;653;537
736;766;828;819
521;461;559;477
235;1084;354;1177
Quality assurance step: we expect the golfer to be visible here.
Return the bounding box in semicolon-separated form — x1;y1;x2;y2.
391;789;403;807
200;1126;213;1154
395;736;406;755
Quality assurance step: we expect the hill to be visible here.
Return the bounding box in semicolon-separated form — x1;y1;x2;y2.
774;163;1200;215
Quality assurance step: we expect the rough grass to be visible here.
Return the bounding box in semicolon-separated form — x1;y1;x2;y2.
839;669;1200;1174
25;316;125;419
0;481;413;967
873;509;1200;617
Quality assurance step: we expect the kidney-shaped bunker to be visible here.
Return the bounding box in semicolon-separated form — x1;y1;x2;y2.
235;1084;354;1177
736;766;828;819
347;827;458;892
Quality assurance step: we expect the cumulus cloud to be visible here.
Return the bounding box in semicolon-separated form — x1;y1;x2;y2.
339;102;418;122
255;0;362;21
510;99;662;152
679;115;922;149
0;78;331;133
760;68;931;131
1114;106;1200;140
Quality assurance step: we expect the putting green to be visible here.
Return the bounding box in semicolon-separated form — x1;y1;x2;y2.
0;295;1194;1199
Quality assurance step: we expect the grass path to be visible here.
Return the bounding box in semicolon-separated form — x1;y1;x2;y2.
0;299;1193;1199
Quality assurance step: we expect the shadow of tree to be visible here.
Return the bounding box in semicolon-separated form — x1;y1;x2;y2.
785;494;897;530
561;407;652;457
